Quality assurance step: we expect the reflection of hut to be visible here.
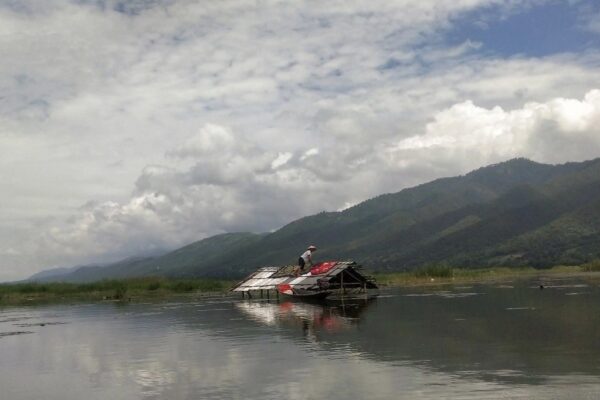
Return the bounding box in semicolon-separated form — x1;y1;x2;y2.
235;297;377;336
231;261;378;299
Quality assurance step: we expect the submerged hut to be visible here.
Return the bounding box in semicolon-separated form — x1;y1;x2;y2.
231;261;378;299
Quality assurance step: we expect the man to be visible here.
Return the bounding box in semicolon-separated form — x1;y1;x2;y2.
295;245;317;276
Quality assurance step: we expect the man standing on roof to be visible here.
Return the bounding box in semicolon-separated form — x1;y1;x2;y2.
295;245;317;276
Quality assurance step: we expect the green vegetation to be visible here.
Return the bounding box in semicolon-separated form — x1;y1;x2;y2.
4;262;600;306
374;264;595;287
0;277;232;306
413;263;454;278
581;259;600;272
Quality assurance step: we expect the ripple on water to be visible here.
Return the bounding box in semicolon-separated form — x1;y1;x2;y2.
531;284;589;289
13;322;69;328
404;292;482;299
0;331;34;338
437;292;482;298
375;294;398;299
0;316;36;324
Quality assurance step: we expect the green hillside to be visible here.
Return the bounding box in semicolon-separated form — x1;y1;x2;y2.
32;157;600;282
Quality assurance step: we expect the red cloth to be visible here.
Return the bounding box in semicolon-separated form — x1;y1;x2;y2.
277;283;294;295
309;261;337;275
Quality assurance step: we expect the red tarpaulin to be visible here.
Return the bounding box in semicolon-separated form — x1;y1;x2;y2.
309;261;337;275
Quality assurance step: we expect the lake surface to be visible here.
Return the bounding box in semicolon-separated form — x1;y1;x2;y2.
3;276;600;399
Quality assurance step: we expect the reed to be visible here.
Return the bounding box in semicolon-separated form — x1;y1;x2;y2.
0;277;232;305
413;264;454;278
374;265;579;287
580;259;600;272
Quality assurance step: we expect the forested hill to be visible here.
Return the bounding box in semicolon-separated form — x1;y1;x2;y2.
31;157;600;282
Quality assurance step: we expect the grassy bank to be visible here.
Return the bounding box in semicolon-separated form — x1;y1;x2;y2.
374;263;598;287
0;277;233;306
3;260;600;305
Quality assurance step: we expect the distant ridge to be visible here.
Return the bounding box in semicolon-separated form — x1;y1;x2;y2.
30;157;600;282
27;265;93;281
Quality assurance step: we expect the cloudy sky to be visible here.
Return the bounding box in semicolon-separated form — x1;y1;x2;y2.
1;0;600;281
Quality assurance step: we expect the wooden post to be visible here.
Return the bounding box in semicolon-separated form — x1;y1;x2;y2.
341;271;344;296
260;289;263;298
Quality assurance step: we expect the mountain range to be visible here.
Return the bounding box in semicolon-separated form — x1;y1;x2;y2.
29;157;600;282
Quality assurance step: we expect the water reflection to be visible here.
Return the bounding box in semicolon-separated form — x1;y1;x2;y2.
235;298;374;336
2;278;600;399
233;281;600;387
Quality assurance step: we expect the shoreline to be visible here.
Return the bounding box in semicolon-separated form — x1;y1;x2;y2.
0;277;233;307
2;265;600;306
374;265;600;288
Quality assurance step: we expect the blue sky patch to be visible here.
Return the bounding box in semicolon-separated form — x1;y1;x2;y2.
448;1;600;57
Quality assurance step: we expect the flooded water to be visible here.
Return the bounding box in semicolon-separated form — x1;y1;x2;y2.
3;277;600;399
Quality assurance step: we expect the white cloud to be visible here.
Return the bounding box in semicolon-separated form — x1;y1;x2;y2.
301;148;319;161
33;123;346;267
271;152;293;169
2;0;600;280
167;124;237;159
393;89;600;168
32;89;600;274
